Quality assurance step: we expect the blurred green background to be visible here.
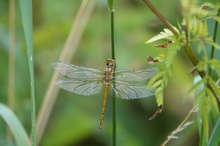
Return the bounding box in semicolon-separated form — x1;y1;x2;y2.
0;0;218;145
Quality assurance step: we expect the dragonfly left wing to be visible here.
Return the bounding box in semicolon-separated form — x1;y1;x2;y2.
55;77;103;96
52;60;103;79
52;60;104;95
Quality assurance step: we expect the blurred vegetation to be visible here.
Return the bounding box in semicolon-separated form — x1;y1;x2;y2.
0;0;219;146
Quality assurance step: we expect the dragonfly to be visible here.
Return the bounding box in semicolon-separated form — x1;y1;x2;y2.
52;59;159;129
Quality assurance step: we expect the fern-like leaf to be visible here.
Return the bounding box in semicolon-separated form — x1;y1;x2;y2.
165;42;181;67
145;27;179;43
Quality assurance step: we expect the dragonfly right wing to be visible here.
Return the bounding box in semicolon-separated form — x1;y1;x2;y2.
112;81;155;99
112;66;159;99
114;66;159;82
55;77;103;95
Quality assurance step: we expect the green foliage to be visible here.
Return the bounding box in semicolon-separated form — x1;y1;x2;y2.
146;0;220;145
146;26;181;107
1;0;219;145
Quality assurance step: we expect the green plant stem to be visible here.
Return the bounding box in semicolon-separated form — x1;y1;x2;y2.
108;0;116;145
111;7;116;146
111;11;115;60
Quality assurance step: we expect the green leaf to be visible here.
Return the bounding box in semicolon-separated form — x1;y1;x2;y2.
147;71;164;88
155;86;163;107
18;0;36;145
210;59;220;77
201;2;215;9
208;117;220;146
0;103;30;146
208;77;220;100
150;79;163;90
200;98;209;146
145;27;179;43
165;42;181;67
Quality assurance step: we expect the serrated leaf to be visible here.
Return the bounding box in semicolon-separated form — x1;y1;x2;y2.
147;71;164;88
150;80;163;90
201;2;215;9
155;87;163;106
146;27;179;43
166;45;178;67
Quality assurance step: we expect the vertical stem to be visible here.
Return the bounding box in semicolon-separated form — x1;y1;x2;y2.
108;0;116;145
111;9;116;146
111;10;115;60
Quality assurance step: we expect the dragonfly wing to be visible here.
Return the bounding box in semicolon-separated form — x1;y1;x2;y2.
52;60;103;79
112;81;155;99
115;66;159;82
56;77;103;96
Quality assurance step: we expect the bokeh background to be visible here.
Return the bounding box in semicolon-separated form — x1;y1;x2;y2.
0;0;218;145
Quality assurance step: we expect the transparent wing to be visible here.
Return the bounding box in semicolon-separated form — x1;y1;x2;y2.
52;60;103;79
112;66;159;99
114;66;159;82
55;77;103;96
112;81;155;99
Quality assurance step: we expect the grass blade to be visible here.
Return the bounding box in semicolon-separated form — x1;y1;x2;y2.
0;103;30;146
18;0;36;145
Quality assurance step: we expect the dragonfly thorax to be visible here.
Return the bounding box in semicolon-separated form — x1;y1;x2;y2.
103;68;113;85
102;59;116;85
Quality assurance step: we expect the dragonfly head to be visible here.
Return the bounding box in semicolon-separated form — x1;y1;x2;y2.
105;59;116;70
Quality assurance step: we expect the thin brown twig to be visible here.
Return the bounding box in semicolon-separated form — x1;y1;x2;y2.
161;106;197;146
142;0;179;37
